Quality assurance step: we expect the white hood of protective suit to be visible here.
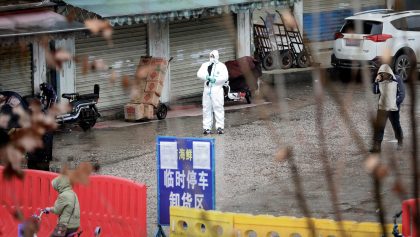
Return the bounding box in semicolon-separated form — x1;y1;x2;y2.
210;50;219;64
377;64;395;78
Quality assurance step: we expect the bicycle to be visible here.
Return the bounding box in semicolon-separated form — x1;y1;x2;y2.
390;211;403;237
18;209;47;237
19;209;101;237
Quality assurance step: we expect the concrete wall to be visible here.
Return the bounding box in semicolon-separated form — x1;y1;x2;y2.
390;0;420;10
237;9;251;58
32;41;47;95
148;21;170;103
54;37;76;100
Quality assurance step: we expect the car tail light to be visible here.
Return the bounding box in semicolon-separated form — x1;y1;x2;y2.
363;34;392;42
334;32;344;40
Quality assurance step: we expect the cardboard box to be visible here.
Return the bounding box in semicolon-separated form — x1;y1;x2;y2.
129;79;147;104
136;56;167;80
136;56;153;80
145;81;163;96
130;96;142;104
146;70;166;84
135;66;150;80
124;103;145;121
139;56;152;66
131;56;167;106
144;104;154;119
141;92;160;107
133;78;147;91
151;58;168;73
151;57;167;64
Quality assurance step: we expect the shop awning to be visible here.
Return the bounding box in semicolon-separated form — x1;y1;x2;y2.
0;9;86;44
61;0;289;25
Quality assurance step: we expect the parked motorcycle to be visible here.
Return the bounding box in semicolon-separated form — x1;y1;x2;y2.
40;83;101;131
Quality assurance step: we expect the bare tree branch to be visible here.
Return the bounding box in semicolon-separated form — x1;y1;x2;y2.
408;69;419;230
287;147;316;237
313;69;347;237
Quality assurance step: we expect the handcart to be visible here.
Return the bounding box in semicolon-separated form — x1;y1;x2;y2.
266;15;293;70
253;19;272;67
253;17;292;70
124;57;173;122
276;10;313;68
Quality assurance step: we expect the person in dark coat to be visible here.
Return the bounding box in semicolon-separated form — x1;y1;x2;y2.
26;132;53;171
0;90;54;171
370;64;405;152
26;92;54;171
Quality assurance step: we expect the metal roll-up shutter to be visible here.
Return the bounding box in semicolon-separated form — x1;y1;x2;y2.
303;0;386;42
360;1;387;11
169;15;236;99
75;24;147;110
0;45;33;96
304;0;385;12
252;6;288;25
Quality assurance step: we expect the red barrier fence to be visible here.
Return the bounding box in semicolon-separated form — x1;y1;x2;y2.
402;198;419;237
0;167;147;237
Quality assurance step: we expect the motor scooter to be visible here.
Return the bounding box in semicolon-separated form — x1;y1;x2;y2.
224;56;262;104
40;83;101;131
223;84;251;104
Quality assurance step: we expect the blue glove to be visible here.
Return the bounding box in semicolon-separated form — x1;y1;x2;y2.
206;76;216;84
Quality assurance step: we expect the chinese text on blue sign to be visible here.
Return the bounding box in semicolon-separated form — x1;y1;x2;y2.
157;136;215;225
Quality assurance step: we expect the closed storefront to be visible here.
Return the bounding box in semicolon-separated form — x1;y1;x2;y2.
75;24;147;110
252;6;289;25
303;0;386;42
0;44;33;96
169;15;236;100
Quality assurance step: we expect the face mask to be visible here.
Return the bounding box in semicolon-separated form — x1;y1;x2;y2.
209;55;216;63
378;73;391;81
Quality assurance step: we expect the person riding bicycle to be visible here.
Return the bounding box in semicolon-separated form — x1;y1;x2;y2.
45;175;80;236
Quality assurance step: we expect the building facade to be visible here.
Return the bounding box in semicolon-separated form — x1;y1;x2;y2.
0;1;85;98
56;0;290;113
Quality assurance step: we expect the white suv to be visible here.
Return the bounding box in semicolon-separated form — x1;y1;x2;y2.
331;9;420;81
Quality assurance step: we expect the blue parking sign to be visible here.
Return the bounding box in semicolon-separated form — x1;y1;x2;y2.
156;136;215;225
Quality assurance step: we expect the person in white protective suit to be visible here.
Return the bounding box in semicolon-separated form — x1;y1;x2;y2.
197;50;229;134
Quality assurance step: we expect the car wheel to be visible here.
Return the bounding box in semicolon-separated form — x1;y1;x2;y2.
394;54;413;81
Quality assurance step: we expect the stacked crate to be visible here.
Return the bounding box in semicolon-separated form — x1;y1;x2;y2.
124;56;168;121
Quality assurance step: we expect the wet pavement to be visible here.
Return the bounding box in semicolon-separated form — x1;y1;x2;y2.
52;72;420;235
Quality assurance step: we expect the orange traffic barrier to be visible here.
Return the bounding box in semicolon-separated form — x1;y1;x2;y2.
0;166;147;237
